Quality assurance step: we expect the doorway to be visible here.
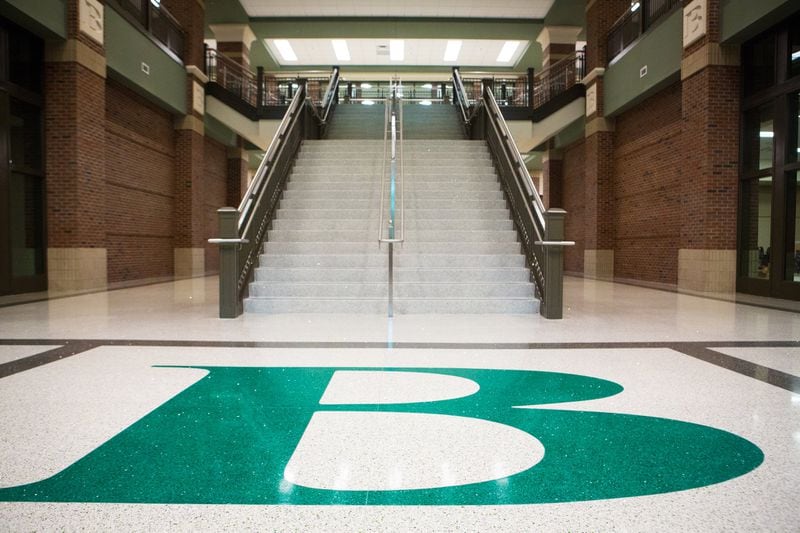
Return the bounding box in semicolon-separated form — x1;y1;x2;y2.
0;19;46;296
738;15;800;300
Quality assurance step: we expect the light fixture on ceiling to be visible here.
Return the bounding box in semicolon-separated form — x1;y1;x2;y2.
332;39;351;61
421;83;433;89
759;131;774;138
419;100;432;106
444;40;462;62
496;41;520;63
273;39;298;61
630;2;641;12
361;83;373;89
361;100;376;106
390;40;404;61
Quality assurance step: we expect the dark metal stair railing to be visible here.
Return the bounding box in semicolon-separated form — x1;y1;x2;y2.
209;83;311;318
451;69;574;319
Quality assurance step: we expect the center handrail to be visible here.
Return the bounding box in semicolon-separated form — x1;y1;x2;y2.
452;67;471;126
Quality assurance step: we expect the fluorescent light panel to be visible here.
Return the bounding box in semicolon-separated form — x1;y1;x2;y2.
496;41;520;63
331;39;350;61
390;40;404;61
273;39;297;61
444;40;462;62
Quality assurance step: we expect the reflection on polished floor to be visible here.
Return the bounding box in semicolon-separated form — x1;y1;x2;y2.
0;276;798;531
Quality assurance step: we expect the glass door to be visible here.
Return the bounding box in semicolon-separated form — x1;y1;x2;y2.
0;19;46;295
738;15;800;300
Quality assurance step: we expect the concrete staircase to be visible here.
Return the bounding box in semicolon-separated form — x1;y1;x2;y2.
325;103;385;139
403;103;465;139
394;139;537;313
244;102;538;314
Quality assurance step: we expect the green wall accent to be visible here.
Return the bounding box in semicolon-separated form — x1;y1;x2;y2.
105;8;186;115
205;115;238;147
544;0;586;33
721;0;799;43
604;9;682;118
0;0;66;39
553;116;586;149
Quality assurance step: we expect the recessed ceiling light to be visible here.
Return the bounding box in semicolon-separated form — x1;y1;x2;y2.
759;131;774;138
497;41;520;63
390;40;404;61
361;100;376;106
273;39;297;61
332;39;350;61
444;40;462;62
422;83;433;89
419;100;432;106
360;83;372;89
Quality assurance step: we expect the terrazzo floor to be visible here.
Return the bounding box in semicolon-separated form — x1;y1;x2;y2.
0;276;798;531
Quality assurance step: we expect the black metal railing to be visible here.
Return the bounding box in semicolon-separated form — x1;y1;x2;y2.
607;0;680;63
337;81;453;103
452;72;573;319
532;49;586;109
205;48;258;107
107;0;184;60
210;83;324;318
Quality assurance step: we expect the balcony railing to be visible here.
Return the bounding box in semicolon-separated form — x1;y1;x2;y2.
607;0;680;63
532;49;586;109
107;0;184;60
206;48;258;107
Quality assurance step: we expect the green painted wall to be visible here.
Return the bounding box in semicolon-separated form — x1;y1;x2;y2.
603;9;682;118
553;116;586;150
105;8;186;115
0;0;66;39
721;0;799;43
205;115;238;147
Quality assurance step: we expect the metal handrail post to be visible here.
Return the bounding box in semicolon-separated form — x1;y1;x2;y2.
540;208;568;319
216;207;241;318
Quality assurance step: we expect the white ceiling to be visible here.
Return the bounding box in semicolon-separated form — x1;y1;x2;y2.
241;0;555;19
264;38;530;67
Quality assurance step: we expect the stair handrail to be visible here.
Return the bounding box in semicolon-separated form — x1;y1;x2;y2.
478;83;574;319
452;67;470;125
483;86;547;233
211;83;312;318
319;66;340;124
378;83;405;317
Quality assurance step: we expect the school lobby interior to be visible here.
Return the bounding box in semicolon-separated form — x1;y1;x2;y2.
0;0;798;530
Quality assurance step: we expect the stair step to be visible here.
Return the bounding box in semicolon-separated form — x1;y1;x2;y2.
254;267;530;283
262;242;521;254
260;254;526;268
249;282;533;298
243;297;537;314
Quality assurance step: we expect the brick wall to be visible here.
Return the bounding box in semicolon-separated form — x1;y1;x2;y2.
612;82;683;284
45;61;107;248
680;65;740;250
104;80;175;283
203;137;228;273
563;139;586;273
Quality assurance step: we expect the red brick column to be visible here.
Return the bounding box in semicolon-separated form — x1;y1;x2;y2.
210;24;257;70
44;0;108;294
163;0;208;278
581;0;628;279
678;0;740;295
